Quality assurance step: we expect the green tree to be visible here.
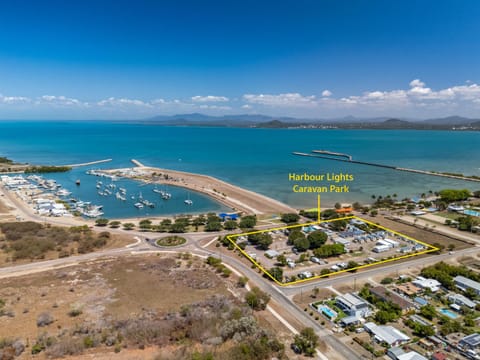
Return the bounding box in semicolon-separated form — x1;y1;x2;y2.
204;221;222;232
293;237;310;252
257;233;273;250
223;220;238;230
139;219;152;230
109;220;121;228
276;254;288;266
439;189;471;202
95;218;109;227
334;202;341;209
288;230;305;245
419;305;437;320
307;230;328;249
269;267;283;282
170;222;187;233
245;287;270;310
294;327;318;357
239;215;257;229
281;213;300;224
122;223;135;230
313;244;345;258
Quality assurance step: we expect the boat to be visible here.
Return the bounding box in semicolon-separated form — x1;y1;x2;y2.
115;192;126;201
75;179;81;185
119;187;127;194
96;184;101;189
134;202;144;209
104;189;112;195
56;189;72;197
162;193;171;200
141;199;155;208
153;187;163;195
184;192;193;205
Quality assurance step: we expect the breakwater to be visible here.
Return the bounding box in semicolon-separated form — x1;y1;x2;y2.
293;151;480;183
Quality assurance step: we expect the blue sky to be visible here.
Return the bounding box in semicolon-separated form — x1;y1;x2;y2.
1;0;480;119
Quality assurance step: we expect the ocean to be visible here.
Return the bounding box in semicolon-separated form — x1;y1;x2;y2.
1;121;479;218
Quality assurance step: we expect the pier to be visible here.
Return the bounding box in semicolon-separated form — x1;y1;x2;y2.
131;159;145;167
312;150;352;161
66;159;112;168
293;151;480;183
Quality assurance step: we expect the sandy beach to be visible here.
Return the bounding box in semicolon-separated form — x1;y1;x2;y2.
105;160;297;215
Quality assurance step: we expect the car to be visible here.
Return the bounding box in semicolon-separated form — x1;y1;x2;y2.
310;256;321;264
292;247;299;255
290;343;301;354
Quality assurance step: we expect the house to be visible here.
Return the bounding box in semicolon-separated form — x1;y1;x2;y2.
364;322;410;347
396;283;422;297
397;352;428;360
264;249;279;258
459;333;480;350
431;352;447;360
413;297;429;307
412;276;441;292
454;276;480;296
448;293;476;309
335;293;370;317
373;244;390;253
388;346;405;360
369;286;415;312
409;314;432;327
339;315;362;327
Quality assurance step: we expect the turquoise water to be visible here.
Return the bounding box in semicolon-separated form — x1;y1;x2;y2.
320;306;337;318
439;308;459;319
1;121;479;217
464;209;480;217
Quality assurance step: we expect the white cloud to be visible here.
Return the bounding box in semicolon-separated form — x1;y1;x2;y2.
243;93;317;107
37;95;85;106
321;90;332;97
0;95;31;104
409;79;425;88
241;104;252;109
198;104;232;110
97;97;151;107
191;95;229;102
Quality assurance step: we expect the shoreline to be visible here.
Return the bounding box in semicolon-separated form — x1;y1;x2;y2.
100;160;297;215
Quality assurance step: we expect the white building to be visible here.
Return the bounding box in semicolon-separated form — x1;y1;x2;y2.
454;276;480;295
364;322;410;347
412;276;441;292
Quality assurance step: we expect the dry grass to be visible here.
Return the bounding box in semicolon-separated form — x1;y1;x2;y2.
0;254;242;359
377;215;470;250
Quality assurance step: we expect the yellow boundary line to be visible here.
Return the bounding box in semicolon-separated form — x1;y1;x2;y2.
226;215;439;286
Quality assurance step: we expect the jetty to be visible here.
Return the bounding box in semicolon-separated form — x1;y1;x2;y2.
131;159;145;167
293;151;480;183
66;159;112;168
312;150;352;161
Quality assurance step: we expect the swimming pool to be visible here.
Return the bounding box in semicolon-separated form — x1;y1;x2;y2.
439;308;459;319
320;306;337;319
464;209;480;217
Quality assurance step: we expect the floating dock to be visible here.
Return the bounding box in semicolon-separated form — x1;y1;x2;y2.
293;151;480;182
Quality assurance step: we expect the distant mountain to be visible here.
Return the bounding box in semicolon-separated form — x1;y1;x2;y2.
137;113;480;130
421;116;480;125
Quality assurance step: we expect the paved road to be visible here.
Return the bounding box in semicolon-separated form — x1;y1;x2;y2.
3;183;478;360
281;246;480;297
